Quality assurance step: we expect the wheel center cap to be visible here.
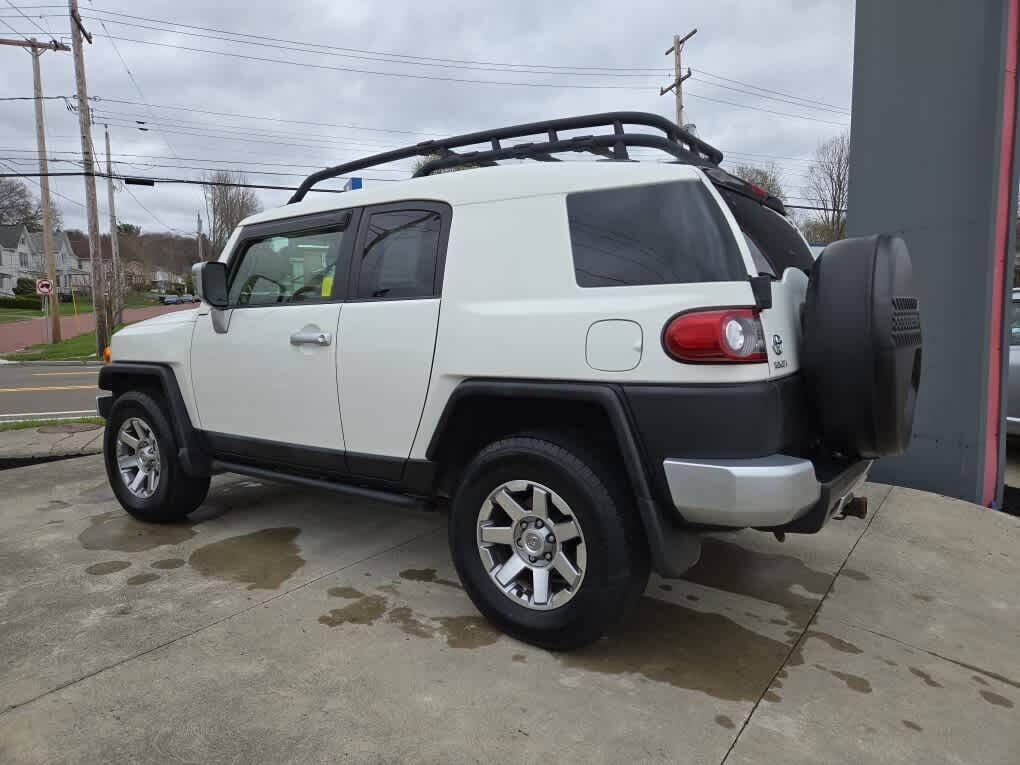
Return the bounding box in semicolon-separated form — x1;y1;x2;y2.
523;530;546;554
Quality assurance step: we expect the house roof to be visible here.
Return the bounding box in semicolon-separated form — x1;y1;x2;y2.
68;237;89;261
0;223;24;250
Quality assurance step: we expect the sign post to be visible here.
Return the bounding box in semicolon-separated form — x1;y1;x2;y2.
36;278;53;344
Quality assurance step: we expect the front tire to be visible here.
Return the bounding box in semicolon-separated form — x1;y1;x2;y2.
449;434;648;650
103;391;210;523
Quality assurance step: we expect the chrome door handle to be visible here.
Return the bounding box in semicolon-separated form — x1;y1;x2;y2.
290;330;332;346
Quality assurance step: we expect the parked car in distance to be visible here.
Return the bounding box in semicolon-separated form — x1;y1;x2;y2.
180;294;199;303
1008;288;1020;435
160;294;180;305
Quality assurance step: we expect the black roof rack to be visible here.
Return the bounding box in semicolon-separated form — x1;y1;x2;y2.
288;111;724;204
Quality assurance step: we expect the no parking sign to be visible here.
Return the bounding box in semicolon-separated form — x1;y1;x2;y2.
36;278;53;296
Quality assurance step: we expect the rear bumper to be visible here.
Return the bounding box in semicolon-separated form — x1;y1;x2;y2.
663;454;871;529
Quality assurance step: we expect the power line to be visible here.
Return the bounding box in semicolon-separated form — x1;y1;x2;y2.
0;169;394;192
75;7;668;73
691;77;849;117
98;34;654;90
5;0;50;37
0;158;85;207
685;90;849;127
693;68;850;113
93;18;181;160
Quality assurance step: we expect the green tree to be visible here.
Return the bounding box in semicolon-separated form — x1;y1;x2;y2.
13;277;36;296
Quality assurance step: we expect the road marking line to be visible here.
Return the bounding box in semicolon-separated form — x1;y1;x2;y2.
0;385;97;393
0;409;96;418
30;371;100;377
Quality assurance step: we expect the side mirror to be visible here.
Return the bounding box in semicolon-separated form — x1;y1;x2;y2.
193;261;228;309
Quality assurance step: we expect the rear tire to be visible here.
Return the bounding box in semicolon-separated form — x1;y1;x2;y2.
103;391;210;523
449;433;648;650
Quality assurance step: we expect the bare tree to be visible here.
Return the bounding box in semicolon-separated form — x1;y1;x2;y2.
730;162;785;201
0;178;64;232
202;171;261;255
804;132;850;243
0;178;35;227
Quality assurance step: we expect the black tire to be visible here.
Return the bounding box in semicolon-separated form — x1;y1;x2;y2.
449;433;648;651
103;391;210;523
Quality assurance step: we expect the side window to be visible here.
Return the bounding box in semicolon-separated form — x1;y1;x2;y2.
356;210;442;299
1010;300;1020;346
567;181;747;288
228;228;345;307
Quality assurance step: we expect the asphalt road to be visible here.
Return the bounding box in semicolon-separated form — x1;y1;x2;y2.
0;363;101;423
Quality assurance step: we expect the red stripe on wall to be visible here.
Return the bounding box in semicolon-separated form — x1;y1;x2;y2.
982;0;1019;506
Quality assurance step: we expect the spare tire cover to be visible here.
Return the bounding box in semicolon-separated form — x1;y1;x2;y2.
801;234;922;458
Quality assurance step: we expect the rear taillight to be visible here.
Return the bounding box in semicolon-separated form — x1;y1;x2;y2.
662;308;767;363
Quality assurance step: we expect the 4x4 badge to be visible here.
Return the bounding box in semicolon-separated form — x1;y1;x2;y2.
772;334;783;355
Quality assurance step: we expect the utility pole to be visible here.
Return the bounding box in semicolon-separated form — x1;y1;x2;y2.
104;125;122;325
196;212;204;262
660;29;697;128
69;0;110;356
0;37;69;344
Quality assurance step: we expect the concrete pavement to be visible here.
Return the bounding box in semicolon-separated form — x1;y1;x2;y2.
0;363;100;423
0;457;1016;764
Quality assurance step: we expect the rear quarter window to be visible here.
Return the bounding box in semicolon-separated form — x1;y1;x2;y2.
566;180;747;288
718;188;814;276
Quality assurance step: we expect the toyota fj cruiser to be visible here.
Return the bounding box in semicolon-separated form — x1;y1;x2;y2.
97;113;922;649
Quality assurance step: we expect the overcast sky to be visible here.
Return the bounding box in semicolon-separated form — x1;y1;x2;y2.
0;0;854;237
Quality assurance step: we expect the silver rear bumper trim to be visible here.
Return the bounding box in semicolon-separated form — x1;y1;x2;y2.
663;455;821;527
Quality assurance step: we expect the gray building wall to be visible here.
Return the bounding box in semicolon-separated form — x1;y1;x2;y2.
848;0;1019;504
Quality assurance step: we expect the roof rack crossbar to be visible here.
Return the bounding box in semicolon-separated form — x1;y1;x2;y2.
414;132;704;176
288;111;723;203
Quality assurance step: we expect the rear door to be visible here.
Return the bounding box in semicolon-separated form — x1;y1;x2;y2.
336;201;450;479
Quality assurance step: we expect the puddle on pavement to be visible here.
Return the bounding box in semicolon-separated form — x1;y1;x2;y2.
85;560;131;575
512;654;527;664
973;675;988;686
682;538;831;614
387;606;436;638
399;568;462;589
127;572;160;586
909;666;942;688
714;715;736;729
328;586;364;599
814;664;872;693
560;596;788;701
189;527;303;590
902;720;922;732
79;511;196;553
841;569;870;582
151;558;185;570
804;630;862;655
319;594;387;627
979;690;1014;708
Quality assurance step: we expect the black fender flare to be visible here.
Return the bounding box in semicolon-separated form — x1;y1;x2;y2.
98;362;211;476
427;379;701;577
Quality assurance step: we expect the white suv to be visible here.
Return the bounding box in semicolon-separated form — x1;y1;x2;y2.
97;113;922;649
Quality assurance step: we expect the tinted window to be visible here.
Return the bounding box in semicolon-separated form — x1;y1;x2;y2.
743;233;776;278
567;181;746;288
357;210;441;299
718;188;814;276
229;228;345;307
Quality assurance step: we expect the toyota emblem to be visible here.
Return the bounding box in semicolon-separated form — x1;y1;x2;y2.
772;334;783;355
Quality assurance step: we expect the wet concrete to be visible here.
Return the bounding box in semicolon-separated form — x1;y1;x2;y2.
1;462;1017;764
188;527;303;590
78;510;196;553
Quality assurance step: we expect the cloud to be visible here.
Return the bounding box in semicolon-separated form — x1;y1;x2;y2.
0;0;852;233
